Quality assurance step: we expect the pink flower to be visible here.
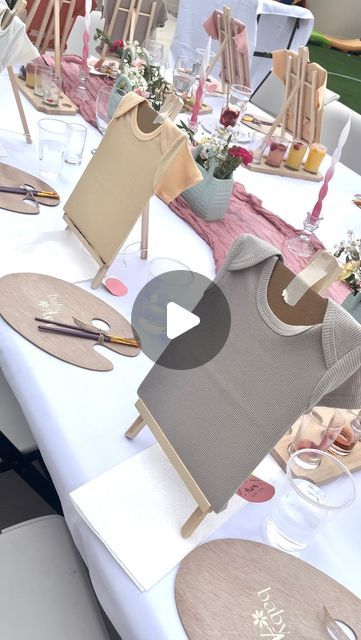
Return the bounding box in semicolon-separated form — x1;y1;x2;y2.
109;39;124;53
132;57;145;68
133;87;150;98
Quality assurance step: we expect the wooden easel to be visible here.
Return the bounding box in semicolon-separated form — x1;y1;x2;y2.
63;93;183;287
205;6;250;95
100;0;157;60
247;47;327;181
126;255;340;537
1;0;32;144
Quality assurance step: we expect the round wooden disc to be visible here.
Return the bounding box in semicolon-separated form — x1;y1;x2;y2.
175;539;360;639
0;162;60;214
0;273;140;371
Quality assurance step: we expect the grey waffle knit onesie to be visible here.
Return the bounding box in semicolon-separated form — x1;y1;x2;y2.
138;235;361;512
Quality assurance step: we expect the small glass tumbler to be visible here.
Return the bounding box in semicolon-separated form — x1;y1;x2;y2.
26;62;35;88
265;448;356;554
42;72;62;108
143;39;164;67
287;408;344;468
248;133;268;164
173;56;196;97
304;143;327;174
265;136;289;167
65;123;87;165
285;139;308;171
34;62;51;97
38;118;69;179
328;409;361;456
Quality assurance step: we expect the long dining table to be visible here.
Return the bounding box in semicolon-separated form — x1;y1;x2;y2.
0;68;361;639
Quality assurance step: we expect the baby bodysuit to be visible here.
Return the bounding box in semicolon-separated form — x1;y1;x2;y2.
64;92;202;267
138;234;361;512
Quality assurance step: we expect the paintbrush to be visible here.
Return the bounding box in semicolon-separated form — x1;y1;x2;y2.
0;186;59;198
35;317;139;347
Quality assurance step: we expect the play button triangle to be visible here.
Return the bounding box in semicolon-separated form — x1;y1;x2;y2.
166;302;200;340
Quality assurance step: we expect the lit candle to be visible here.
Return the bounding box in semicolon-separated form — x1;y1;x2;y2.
82;0;92;73
189;37;212;127
310;117;351;223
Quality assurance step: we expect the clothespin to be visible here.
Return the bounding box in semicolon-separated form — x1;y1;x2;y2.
282;251;342;306
153;94;184;124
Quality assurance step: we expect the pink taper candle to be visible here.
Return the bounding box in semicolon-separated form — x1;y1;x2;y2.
310;117;351;223
82;0;92;73
190;37;212;126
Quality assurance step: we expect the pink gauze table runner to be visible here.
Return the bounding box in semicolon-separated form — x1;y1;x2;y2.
44;54;113;127
169;182;349;305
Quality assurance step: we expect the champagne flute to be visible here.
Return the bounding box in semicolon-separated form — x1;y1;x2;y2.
143;39;164;67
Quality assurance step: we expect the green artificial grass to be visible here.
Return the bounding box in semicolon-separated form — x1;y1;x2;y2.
308;44;361;114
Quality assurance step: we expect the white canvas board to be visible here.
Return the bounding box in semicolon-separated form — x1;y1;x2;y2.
70;444;247;591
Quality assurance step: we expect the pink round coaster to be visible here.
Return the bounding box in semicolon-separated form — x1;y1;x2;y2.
103;277;128;297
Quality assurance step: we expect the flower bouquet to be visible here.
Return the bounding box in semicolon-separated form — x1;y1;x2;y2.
180;125;253;221
94;29;170;111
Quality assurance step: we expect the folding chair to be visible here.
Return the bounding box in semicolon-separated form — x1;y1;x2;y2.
0;515;111;639
0;369;62;514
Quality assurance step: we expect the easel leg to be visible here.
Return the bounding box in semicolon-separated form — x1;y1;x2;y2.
181;506;212;538
125;414;146;439
7;67;32;144
91;264;109;289
140;202;149;260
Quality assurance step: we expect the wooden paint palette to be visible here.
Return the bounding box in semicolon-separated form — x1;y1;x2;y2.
175;539;361;639
0;273;140;371
0;163;60;214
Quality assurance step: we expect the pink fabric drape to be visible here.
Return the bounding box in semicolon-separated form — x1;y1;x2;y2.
169;182;349;305
203;9;250;87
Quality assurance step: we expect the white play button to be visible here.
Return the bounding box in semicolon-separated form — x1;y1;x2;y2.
166;302;200;340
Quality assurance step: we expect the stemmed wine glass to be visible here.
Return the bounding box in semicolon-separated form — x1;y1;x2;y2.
143;39;164;68
91;86;126;154
219;84;253;140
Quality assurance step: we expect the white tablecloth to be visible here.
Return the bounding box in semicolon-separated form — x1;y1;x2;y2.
0;69;361;639
169;0;314;92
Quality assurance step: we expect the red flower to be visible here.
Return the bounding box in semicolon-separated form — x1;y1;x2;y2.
229;146;253;165
109;39;124;53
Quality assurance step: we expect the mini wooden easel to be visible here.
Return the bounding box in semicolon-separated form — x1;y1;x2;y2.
63;92;183;287
205;5;250;95
278;47;326;144
1;0;32;144
100;0;157;61
247;47;327;181
125;252;341;537
25;0;62;76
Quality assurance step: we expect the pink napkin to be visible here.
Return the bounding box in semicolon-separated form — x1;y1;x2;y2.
203;10;250;87
169;182;349;305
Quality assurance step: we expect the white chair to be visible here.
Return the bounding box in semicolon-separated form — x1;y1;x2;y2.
0;515;111;640
321;100;361;175
0;368;62;513
66;10;105;57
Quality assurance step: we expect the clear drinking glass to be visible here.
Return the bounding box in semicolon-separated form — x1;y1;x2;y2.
34;62;51;97
304;143;327;174
285;139;308;171
287;408;344;468
65;123;87;165
265;135;289;167
91;87;126;154
38;118;69;179
173;56;196;97
42;72;62;108
328;409;361;456
265;449;356;555
143;39;164;67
